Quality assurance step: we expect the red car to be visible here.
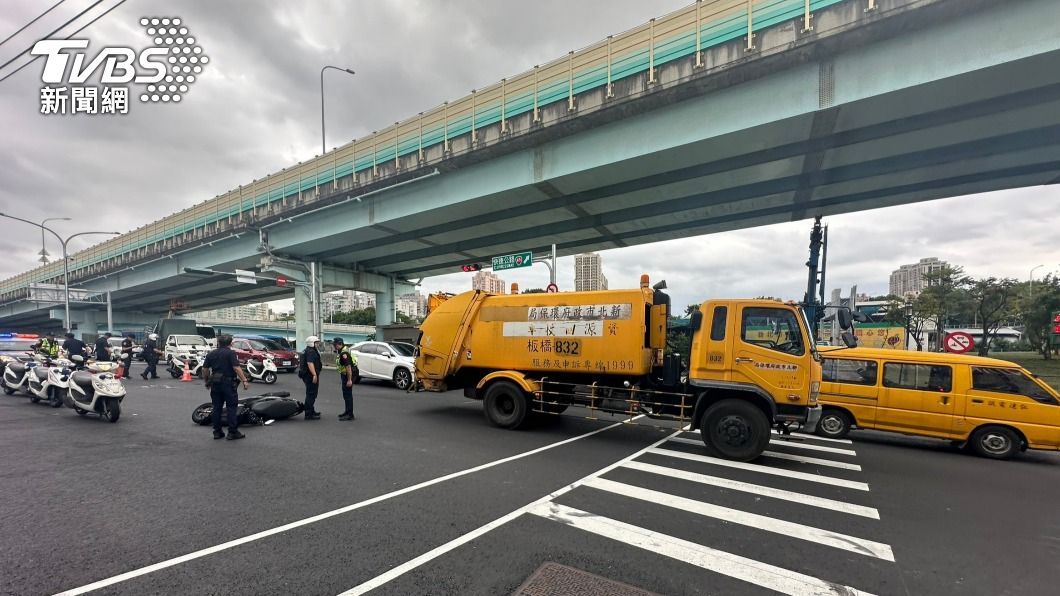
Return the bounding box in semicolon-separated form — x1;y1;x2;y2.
231;337;299;373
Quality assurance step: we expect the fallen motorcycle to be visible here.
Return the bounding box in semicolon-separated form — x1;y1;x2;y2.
191;391;303;426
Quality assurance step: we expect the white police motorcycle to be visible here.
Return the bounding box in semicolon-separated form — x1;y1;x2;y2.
66;356;126;422
245;356;278;384
2;356;42;396
26;357;74;407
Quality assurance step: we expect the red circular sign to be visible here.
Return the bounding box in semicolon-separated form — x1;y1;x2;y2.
944;332;974;354
546;283;559;293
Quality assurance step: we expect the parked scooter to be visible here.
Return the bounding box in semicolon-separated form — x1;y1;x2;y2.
26;357;73;407
3;356;44;396
66;356;126;422
244;357;278;384
167;353;204;379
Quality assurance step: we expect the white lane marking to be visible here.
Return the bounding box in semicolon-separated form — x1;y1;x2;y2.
669;434;860;466
584;478;894;561
528;502;878;596
338;427;685;595
647;448;870;491
772;430;853;444
621;461;879;519
53;416;645;596
760;451;862;471
769;439;857;456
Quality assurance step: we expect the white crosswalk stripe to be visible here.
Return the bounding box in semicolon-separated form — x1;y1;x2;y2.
772;429;854;444
621;460;879;518
583;477;894;560
648;447;871;490
528;502;879;596
667;437;862;471
769;438;858;456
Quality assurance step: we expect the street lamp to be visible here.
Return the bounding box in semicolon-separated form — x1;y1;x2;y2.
0;212;119;333
38;217;71;263
1029;264;1045;302
320;65;356;154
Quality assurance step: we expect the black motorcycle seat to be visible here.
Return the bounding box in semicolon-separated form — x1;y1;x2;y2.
33;367;49;380
7;362;26;375
70;371;94;390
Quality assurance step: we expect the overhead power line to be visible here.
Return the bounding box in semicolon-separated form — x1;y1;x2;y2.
0;0;128;84
0;0;67;50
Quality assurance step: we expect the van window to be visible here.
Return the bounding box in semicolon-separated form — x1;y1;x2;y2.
972;367;1058;405
823;358;878;386
741;307;804;355
710;306;727;341
883;363;952;392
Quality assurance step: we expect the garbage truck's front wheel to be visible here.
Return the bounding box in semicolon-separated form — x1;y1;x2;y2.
700;399;770;462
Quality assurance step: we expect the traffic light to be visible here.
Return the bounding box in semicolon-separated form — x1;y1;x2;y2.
461;264;482;272
276;275;288;287
1052;312;1060;335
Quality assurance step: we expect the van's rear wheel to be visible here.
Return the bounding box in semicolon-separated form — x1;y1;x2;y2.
483;381;529;429
970;426;1019;460
700;399;770;462
816;409;852;439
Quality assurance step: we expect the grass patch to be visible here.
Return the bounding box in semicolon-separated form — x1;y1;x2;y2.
988;351;1060;391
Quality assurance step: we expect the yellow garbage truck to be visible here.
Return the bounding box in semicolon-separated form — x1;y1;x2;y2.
415;275;823;461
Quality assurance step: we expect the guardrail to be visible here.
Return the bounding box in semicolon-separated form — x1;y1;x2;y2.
0;0;860;303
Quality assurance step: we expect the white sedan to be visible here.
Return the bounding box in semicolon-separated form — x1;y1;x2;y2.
349;341;416;390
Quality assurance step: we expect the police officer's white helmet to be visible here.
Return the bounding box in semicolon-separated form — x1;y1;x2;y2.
305;335;320;345
149;333;158;340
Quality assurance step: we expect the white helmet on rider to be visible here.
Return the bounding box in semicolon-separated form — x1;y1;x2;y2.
305;335;320;346
148;333;158;341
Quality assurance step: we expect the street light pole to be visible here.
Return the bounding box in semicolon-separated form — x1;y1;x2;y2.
1029;264;1044;303
1;212;119;333
320;65;356;155
39;217;71;263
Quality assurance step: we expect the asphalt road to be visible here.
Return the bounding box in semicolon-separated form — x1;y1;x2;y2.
1;370;1058;596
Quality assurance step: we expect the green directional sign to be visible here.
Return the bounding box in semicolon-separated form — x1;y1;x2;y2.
492;251;533;271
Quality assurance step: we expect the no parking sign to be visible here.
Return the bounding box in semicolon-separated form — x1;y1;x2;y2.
944;332;974;354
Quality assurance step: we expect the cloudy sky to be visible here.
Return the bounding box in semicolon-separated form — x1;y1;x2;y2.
1;0;1058;315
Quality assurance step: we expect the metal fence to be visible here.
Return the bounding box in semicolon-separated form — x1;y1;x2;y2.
1;0;862;303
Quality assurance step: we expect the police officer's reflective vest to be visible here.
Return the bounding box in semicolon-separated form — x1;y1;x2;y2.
339;345;356;369
38;338;58;358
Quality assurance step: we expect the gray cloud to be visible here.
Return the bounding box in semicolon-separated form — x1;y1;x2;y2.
1;0;1059;317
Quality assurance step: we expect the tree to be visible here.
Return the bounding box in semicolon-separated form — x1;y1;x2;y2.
1016;274;1060;359
965;277;1017;356
882;298;929;351
916;265;971;350
684;304;699;317
395;312;416;325
522;288;546;294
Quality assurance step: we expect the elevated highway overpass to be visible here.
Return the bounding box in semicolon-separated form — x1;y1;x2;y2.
2;0;1059;343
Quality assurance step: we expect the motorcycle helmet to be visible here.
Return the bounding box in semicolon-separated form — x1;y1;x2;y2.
149;333;159;341
305;335;320;346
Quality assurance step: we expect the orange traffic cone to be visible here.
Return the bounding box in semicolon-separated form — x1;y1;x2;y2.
181;359;193;382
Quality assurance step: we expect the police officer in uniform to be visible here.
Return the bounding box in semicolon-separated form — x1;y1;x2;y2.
36;332;59;359
120;333;136;378
141;333;162;380
301;336;322;420
332;337;357;421
95;332;112;361
61;332;87;360
202;334;250;440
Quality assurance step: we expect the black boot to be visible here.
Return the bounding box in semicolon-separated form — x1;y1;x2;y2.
213;430;225;439
227;430;245;440
338;412;353;421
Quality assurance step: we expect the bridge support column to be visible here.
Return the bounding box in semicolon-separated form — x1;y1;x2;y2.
375;277;396;327
260;258;321;347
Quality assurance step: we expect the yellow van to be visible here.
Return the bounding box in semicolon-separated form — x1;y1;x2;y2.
815;347;1060;459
